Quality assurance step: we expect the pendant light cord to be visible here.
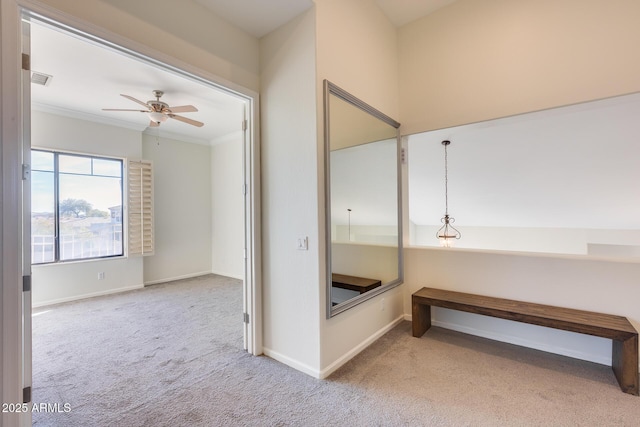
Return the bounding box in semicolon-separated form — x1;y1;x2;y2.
443;141;449;216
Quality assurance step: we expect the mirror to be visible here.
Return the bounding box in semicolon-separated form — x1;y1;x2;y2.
407;92;640;260
324;80;403;317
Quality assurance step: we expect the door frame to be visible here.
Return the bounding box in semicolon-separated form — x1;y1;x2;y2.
1;2;263;423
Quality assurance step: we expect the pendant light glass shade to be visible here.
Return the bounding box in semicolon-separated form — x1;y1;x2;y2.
437;214;460;247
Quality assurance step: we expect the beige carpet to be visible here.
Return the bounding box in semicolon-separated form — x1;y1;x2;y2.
32;274;640;426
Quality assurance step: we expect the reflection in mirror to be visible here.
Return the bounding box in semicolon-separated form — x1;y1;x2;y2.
325;80;402;317
407;92;640;260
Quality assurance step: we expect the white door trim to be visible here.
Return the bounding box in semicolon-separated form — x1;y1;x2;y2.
1;0;28;425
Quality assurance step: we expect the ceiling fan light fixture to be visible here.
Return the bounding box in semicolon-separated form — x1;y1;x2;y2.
148;111;168;123
103;91;203;127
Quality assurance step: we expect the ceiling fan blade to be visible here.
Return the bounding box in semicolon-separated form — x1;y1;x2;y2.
149;120;159;128
102;108;149;112
121;94;151;108
168;114;204;127
168;105;198;113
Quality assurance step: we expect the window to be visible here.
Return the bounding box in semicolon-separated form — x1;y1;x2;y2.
31;150;124;264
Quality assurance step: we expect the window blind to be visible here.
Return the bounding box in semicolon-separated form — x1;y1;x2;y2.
128;159;154;256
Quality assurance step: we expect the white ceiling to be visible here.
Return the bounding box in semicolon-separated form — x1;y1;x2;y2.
31;22;246;145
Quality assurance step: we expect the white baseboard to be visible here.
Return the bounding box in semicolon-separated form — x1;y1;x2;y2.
143;271;214;286
431;319;611;366
210;270;244;280
319;314;406;379
263;315;406;380
32;284;144;308
262;347;322;378
406;309;611;366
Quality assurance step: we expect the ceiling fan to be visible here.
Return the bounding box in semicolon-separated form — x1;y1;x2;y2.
103;90;204;128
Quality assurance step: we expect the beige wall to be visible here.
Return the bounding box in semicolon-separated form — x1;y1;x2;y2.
260;9;322;374
142;134;213;284
399;0;640;135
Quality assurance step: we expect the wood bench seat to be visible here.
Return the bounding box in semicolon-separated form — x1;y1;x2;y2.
412;287;639;395
331;273;381;294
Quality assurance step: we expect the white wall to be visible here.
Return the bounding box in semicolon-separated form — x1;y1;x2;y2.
211;131;244;279
31;110;144;306
316;0;403;376
142;134;213;284
260;9;322;375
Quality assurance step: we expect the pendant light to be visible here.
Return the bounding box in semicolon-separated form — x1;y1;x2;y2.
437;140;461;247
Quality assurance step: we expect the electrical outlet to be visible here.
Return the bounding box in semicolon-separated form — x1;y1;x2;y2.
297;236;308;250
380;298;385;311
98;272;105;280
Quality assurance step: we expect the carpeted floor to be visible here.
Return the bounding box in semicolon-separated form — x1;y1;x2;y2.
32;274;640;426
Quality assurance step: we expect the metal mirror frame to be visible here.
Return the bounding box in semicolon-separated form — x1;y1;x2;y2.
324;80;403;318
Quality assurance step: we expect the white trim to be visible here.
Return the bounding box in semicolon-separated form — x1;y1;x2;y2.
31;284;144;308
319;314;405;379
143;271;213;286
263;315;406;380
32;101;148;133
210;270;244;281
2;0;28;424
244;98;262;356
262;348;322;378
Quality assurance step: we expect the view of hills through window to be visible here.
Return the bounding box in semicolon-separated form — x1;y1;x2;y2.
31;150;124;263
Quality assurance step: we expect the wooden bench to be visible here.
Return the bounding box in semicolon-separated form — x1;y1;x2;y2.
412;287;639;396
331;273;381;294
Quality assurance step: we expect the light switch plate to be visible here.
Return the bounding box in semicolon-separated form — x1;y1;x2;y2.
297;236;308;250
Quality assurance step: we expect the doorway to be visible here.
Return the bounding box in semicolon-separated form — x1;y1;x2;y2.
9;7;261;425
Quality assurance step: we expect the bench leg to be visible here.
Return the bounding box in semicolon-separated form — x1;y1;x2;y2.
412;299;432;338
612;335;639;396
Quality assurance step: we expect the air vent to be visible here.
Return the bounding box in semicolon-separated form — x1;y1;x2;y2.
31;71;52;86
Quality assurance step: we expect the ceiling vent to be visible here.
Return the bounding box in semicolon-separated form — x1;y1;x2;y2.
31;71;53;86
